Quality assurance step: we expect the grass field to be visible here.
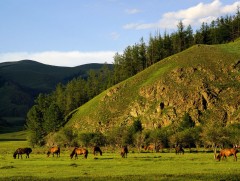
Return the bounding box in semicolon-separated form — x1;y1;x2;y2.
0;141;240;180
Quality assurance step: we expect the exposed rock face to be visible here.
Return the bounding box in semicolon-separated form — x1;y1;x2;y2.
129;61;240;129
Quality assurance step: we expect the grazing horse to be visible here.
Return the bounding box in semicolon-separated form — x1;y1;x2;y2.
121;146;128;158
216;148;238;161
47;146;60;157
175;145;184;155
70;147;88;159
93;146;102;156
13;148;32;159
144;144;155;152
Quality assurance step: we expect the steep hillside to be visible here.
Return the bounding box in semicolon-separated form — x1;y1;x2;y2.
66;40;240;133
0;60;112;130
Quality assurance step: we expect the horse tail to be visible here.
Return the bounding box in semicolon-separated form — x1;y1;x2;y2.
58;147;60;157
181;148;184;154
85;149;88;159
216;153;221;161
70;148;76;159
47;151;51;157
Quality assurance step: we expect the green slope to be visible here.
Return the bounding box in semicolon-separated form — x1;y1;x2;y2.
65;40;240;133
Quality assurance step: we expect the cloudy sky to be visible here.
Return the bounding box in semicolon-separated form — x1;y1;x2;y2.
0;0;240;67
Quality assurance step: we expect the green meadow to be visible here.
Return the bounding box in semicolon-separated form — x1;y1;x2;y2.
0;141;240;180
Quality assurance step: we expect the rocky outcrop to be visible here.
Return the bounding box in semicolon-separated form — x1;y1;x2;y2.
127;61;240;129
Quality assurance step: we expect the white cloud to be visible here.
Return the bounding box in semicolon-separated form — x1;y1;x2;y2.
125;8;141;14
123;0;240;30
0;51;116;67
110;32;120;40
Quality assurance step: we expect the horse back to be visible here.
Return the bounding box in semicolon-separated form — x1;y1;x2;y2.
51;146;60;153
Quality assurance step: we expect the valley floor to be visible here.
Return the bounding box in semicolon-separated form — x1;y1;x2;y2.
0;141;240;180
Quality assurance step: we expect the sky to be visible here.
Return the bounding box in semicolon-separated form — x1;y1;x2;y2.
0;0;240;67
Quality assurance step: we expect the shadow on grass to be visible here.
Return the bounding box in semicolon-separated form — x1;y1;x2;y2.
93;157;114;160
0;166;15;169
1;173;240;181
0;139;26;141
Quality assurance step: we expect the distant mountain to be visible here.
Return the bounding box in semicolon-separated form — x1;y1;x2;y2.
65;40;240;133
0;60;112;131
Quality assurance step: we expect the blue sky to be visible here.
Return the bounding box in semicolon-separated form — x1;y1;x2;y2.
0;0;240;67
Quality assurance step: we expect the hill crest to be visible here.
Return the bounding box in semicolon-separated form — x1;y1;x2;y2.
66;41;240;133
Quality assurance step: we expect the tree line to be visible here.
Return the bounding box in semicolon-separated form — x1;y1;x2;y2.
26;10;240;147
46;116;240;157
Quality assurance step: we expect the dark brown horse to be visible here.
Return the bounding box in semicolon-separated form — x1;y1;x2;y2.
216;148;238;161
13;148;32;159
47;146;60;157
175;145;184;155
93;146;102;156
70;147;88;159
121;146;128;158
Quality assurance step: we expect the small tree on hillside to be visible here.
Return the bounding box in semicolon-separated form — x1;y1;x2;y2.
201;122;230;158
149;127;170;152
124;119;143;146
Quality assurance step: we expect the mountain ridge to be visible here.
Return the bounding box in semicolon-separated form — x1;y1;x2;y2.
0;59;112;131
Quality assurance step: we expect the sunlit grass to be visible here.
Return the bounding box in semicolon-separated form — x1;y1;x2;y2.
0;141;240;180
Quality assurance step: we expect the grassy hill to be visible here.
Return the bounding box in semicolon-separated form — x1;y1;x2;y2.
0;60;112;132
65;40;240;133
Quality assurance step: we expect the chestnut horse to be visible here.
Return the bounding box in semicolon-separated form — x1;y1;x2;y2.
47;146;60;157
121;146;128;158
93;146;102;156
175;145;184;155
144;144;155;152
13;148;32;159
217;148;238;161
70;147;88;159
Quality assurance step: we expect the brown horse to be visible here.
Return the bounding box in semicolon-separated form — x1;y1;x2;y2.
70;147;88;159
13;148;32;159
93;146;102;156
143;144;155;152
47;146;60;157
121;146;128;158
216;148;238;161
175;145;184;155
